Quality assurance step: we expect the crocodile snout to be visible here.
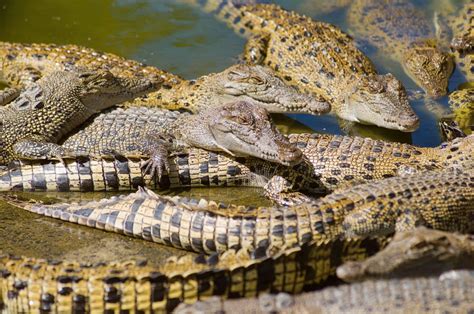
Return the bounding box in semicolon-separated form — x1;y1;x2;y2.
277;143;303;166
398;112;420;132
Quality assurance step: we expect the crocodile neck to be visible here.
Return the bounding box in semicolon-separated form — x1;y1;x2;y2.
151;72;227;113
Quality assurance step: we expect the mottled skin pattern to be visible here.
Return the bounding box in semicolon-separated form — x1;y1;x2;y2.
448;87;473;135
0;70;158;165
191;1;419;131
9;164;474;255
0;134;471;207
1;133;473;197
337;228;474;282
176;270;474;314
446;3;474;82
0;237;384;313
439;120;467;141
60;102;303;180
427;85;473;136
347;0;454;97
0;42;329;115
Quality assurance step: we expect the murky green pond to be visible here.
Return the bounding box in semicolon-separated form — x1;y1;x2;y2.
0;0;469;262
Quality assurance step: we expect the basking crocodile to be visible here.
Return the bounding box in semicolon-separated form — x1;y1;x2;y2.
337;227;474;282
0;134;472;205
448;86;473;135
0;70;158;165
439;120;467;141
347;0;454;97
444;3;474;82
59;102;303;181
0;42;329;115
427;85;473;136
184;1;419;131
0;236;385;313
7;163;474;254
175;270;474;313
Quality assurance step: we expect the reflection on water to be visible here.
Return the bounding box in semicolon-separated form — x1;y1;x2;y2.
0;0;469;260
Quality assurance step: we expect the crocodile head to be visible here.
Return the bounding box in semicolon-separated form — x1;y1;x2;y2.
76;70;161;110
181;101;303;166
336;228;474;282
342;73;420;132
212;64;331;115
403;43;454;98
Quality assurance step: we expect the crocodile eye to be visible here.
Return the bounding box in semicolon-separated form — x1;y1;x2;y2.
246;76;265;85
368;81;385;94
228;71;244;81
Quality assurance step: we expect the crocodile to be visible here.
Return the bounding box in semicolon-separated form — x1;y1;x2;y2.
439;120;467;141
184;1;419;132
0;131;471;208
0;134;472;205
0;42;329;115
347;0;454;97
0;236;385;313
448;86;473;135
427;85;473;136
7;162;474;254
444;3;474;82
59;101;303;181
0;70;158;165
175;270;474;313
337;227;474;282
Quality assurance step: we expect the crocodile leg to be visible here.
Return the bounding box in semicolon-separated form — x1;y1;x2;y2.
12;139;75;164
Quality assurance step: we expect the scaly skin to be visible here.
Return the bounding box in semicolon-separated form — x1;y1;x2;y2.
60;102;303;180
0;70;158;165
446;3;474;82
347;0;454;97
0;237;385;313
187;1;419;131
175;270;474;314
448;87;473;135
337;227;474;282
0;134;472;204
427;85;473;136
1;166;473;312
0;42;329;115
7;165;474;254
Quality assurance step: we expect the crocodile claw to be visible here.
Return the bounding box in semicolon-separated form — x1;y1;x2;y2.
141;153;170;182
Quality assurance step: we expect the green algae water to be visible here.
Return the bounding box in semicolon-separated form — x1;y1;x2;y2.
0;0;469;261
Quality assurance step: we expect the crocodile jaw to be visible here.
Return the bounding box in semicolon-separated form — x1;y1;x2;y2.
344;74;420;132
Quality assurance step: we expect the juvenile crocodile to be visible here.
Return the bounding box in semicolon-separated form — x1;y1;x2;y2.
448;86;473;135
439;120;467;141
444;3;474;81
0;70;158;165
347;0;454;97
1;134;472;205
8;163;474;254
0;42;329;115
185;1;419;131
0;236;385;313
175;270;474;313
337;227;474;282
59;101;303;180
427;84;473;135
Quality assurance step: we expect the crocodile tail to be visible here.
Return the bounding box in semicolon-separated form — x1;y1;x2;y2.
0;237;385;312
